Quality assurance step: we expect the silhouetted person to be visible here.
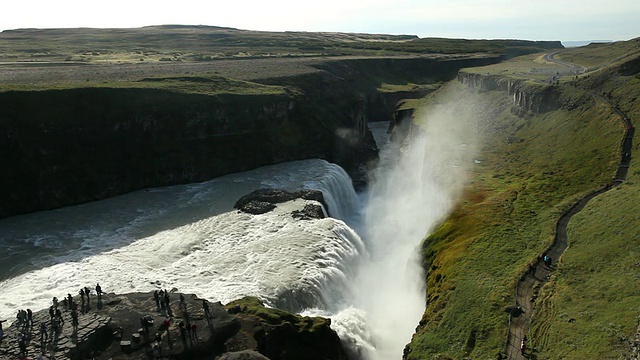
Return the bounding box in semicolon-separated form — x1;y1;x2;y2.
71;309;79;332
39;322;48;343
202;300;210;318
179;322;188;348
96;283;103;301
18;334;28;358
26;308;33;327
154;290;160;308
0;319;6;342
190;322;198;343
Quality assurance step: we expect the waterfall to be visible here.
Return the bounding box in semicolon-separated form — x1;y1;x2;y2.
0;159;365;323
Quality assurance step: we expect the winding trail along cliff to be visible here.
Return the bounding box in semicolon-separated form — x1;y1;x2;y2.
504;88;635;359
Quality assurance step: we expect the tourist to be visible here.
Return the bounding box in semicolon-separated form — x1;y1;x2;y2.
79;288;85;306
179;294;186;312
520;335;527;355
153;290;160;308
39;322;48;343
18;334;28;358
71;309;79;332
202;300;210;318
179;321;188;348
96;283;103;301
163;317;170;332
0;319;6;342
190;322;198;343
26;308;33;327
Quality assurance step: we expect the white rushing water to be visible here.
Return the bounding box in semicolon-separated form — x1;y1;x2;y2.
0;159;363;321
0;112;476;359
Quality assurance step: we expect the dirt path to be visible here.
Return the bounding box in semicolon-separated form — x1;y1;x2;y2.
505;91;634;359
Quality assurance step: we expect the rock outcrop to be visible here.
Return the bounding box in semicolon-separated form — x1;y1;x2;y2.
457;72;561;114
234;189;326;217
0;292;347;360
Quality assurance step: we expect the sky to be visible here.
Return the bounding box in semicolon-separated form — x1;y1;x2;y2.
1;0;639;42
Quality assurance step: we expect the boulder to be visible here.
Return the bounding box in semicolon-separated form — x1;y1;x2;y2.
234;189;327;216
225;297;348;360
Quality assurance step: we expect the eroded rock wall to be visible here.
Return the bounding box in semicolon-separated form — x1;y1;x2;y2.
457;72;561;113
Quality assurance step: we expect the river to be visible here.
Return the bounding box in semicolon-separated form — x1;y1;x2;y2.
0;119;474;359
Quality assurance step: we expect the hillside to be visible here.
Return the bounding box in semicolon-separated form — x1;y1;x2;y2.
0;25;561;64
405;38;639;359
0;26;563;218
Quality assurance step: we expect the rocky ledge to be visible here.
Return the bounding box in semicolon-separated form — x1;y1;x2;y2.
234;189;326;219
0;291;347;360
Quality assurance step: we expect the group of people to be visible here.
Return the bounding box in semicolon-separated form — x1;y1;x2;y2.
4;285;216;359
149;292;214;358
2;283;104;359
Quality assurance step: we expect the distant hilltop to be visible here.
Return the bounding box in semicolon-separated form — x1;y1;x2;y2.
562;40;612;47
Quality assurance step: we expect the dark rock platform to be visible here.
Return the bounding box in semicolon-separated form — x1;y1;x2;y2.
0;291;347;360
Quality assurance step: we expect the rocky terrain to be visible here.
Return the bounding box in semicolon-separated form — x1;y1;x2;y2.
0;291;347;360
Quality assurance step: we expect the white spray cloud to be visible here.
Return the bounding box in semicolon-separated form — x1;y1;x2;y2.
345;83;481;359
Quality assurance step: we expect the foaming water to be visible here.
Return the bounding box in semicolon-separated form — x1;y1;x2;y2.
0;106;477;360
342;109;478;358
0;159;363;321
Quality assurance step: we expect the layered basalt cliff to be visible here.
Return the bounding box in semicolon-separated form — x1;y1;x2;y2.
456;72;561;114
0;56;504;219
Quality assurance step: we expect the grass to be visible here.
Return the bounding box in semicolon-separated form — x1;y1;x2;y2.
556;38;640;69
528;176;640;359
0;74;288;95
225;296;330;332
0;25;563;64
406;66;626;358
377;82;439;93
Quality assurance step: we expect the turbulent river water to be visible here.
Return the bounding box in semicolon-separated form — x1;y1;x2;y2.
0;120;472;359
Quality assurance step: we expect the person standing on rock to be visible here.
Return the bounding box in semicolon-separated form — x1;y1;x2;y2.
202;300;210;318
520;335;527;355
179;321;188;348
96;283;103;302
18;334;28;358
84;287;91;304
71;309;79;333
26;308;33;328
39;322;48;343
79;288;85;307
154;290;160;309
190;322;198;344
179;294;186;312
0;319;6;342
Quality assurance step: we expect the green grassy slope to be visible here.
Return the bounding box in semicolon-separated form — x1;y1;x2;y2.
405;39;638;358
527;41;640;360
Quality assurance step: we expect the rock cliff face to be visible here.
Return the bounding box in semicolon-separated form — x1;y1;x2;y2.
0;56;504;219
456;72;561;114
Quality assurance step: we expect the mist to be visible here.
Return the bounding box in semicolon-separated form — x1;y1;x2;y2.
352;84;481;359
